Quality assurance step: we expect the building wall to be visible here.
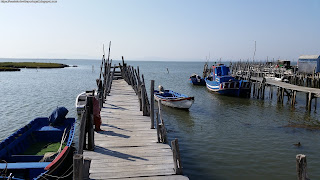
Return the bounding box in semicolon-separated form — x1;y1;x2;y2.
298;58;320;73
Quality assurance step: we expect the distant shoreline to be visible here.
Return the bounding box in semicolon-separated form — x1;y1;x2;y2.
0;62;69;71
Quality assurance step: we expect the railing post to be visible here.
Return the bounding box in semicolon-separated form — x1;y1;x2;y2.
83;157;92;180
157;100;167;143
73;154;83;180
156;112;160;143
78;110;87;154
87;96;95;150
150;80;155;129
296;154;309;180
171;138;183;175
141;84;147;116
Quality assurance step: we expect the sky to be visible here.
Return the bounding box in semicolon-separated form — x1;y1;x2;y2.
0;0;320;61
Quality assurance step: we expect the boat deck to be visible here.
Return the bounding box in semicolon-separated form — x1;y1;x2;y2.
83;79;188;179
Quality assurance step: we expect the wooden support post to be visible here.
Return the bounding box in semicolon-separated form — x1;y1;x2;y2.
315;97;317;112
277;87;281;102
78;110;87;154
150;80;155;129
141;74;150;116
73;154;83;180
292;90;297;107
261;83;265;99
83;157;92;180
87;96;95;150
296;154;309;180
158;100;167;143
307;92;312;112
253;82;256;98
141;83;147;116
171;138;183;175
281;88;285;104
107;66;116;94
156;112;160;143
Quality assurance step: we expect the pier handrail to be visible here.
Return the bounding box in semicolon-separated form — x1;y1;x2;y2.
120;57;150;116
78;94;95;154
74;93;95;180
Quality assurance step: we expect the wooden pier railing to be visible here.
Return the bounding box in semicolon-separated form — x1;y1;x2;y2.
73;92;95;179
120;56;150;116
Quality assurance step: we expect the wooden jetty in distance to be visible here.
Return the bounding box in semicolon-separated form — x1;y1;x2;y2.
73;51;188;179
229;61;320;111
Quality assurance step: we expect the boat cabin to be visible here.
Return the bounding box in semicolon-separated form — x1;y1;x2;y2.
209;64;234;82
212;64;230;77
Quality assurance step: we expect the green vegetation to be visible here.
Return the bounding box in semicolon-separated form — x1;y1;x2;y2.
23;142;66;155
0;62;69;71
0;66;20;71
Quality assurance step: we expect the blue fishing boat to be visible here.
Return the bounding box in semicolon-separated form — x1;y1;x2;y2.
0;107;75;180
204;64;251;97
189;74;206;86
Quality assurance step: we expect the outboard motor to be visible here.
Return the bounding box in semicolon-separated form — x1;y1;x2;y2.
158;85;164;93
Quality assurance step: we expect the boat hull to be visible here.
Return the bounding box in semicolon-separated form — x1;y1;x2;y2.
189;77;206;86
205;78;251;97
76;90;98;115
155;96;194;109
76;92;87;115
154;90;194;109
0;117;76;179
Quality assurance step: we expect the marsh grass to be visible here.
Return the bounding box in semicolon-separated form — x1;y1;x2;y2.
0;62;68;70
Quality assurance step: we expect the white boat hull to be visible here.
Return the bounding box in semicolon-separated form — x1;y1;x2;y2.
154;96;194;109
76;92;87;115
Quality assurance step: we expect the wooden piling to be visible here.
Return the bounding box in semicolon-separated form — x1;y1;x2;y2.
150;80;155;129
156;112;160;143
83;157;91;180
73;154;84;180
78;110;86;154
296;154;309;180
87;96;95;150
158;100;167;143
281;88;284;103
315;97;317;111
141;83;147;116
171;138;183;175
291;90;297;107
307;92;312;112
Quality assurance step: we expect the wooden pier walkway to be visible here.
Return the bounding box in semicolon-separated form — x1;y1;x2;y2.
250;77;320;96
83;79;188;179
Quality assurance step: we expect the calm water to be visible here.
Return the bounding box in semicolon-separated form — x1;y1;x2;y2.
0;59;319;180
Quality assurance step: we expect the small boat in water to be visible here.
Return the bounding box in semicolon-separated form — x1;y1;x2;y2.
76;92;87;115
0;107;75;180
76;90;97;115
189;73;206;86
154;86;194;109
204;64;251;97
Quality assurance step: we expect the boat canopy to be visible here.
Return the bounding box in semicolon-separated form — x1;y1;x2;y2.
212;65;230;77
